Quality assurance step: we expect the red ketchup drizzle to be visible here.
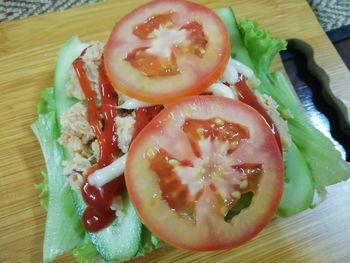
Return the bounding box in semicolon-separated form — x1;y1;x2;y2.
234;75;283;153
133;105;163;139
73;52;124;232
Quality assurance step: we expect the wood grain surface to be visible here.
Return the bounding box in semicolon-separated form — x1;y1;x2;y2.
1;0;350;262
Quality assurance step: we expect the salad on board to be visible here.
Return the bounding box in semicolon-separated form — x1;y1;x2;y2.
31;0;350;262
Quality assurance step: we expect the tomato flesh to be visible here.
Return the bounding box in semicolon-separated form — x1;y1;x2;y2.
149;118;264;218
125;96;284;251
180;21;208;58
133;12;173;39
125;15;209;78
126;12;179;77
125;46;179;77
150;149;194;215
182;118;249;157
105;0;230;103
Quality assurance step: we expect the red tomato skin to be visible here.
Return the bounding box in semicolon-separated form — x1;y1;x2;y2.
125;96;284;251
104;0;230;104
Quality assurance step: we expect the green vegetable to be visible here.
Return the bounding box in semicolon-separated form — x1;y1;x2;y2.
278;143;314;217
72;228;161;263
37;88;56;114
238;18;287;75
31;92;84;262
216;7;254;69
54;37;88;120
73;237;99;263
35;170;49;210
33;37;148;262
72;190;142;261
137;226;162;257
53;37;144;261
217;7;350;216
34;7;350;262
237;17;350;187
270;72;350;188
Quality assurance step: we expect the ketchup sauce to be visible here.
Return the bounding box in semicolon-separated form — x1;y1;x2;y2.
73;51;124;232
133;105;163;138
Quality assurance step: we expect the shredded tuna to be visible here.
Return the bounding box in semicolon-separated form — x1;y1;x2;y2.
91;139;100;162
59;102;98;187
255;93;292;149
60;42;138;191
59;102;96;154
66;69;85;100
68;172;84;190
63;154;92;176
59;42;119;190
66;42;105;101
115;114;136;153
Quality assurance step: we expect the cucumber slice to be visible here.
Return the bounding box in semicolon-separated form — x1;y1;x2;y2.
72;191;142;261
278;143;314;217
54;37;88;121
54;37;143;260
216;7;254;69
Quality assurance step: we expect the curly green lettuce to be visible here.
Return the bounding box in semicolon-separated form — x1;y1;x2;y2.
237;18;350;188
217;7;350;217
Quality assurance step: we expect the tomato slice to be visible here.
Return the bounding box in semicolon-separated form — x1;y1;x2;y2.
125;96;284;251
104;0;230;104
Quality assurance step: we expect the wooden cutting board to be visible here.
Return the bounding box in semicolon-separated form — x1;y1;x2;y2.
1;0;350;262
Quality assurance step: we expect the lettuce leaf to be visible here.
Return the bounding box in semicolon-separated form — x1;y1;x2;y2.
35;171;49;210
269;72;350;188
217;7;349;217
238;18;287;74
136;226;162;257
73;237;99;263
249;70;346;187
236;17;350;188
32;87;85;262
37;88;56;114
72;225;162;263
